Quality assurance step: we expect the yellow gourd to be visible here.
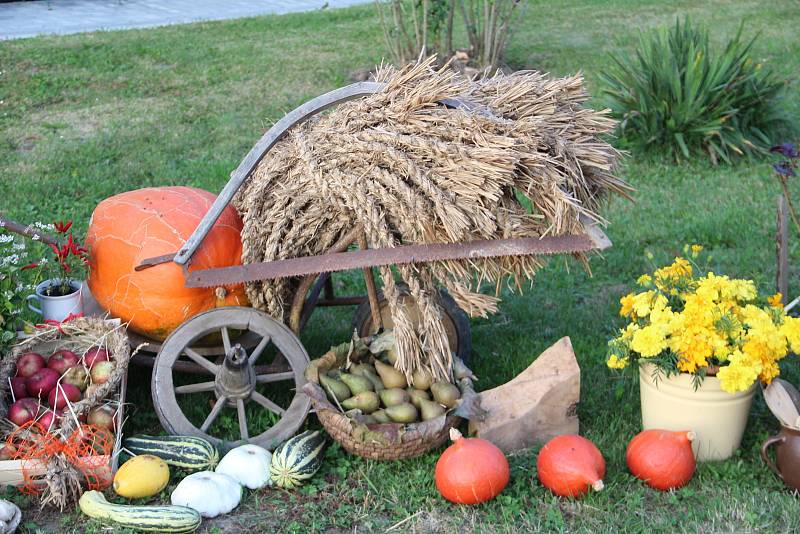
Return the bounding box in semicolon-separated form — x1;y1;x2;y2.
113;454;170;499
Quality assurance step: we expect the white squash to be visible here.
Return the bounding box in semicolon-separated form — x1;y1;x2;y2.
215;444;272;489
0;499;21;534
170;471;241;518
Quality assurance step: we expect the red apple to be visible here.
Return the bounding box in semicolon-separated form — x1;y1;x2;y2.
61;366;88;391
83;347;109;368
15;352;46;378
10;377;28;400
25;368;60;398
48;383;82;410
8;398;40;426
36;409;59;432
87;406;116;431
89;361;114;385
0;444;17;460
47;349;79;375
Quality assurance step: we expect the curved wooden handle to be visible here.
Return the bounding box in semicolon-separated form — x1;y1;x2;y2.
760;434;785;479
170;84;494;268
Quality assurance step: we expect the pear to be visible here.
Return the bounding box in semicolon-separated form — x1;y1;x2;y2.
372;409;391;423
339;372;374;395
320;374;351;402
327;369;342;379
349;363;372;377
362;369;386;392
419;398;446;421
374;360;407;389
385;402;418;423
411;368;433;390
361;414;377;424
379;388;410;407
341;391;380;413
431;382;461;409
385;345;399;365
407;388;430;408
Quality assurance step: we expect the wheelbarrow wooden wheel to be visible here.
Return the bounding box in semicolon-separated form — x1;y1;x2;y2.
152;306;311;450
352;287;472;363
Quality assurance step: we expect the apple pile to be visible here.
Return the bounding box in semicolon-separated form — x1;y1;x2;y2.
5;346;117;435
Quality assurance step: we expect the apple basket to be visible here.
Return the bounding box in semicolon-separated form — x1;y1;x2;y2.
0;316;129;509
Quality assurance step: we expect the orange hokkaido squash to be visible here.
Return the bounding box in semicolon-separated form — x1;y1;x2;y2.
86;186;247;340
626;429;696;491
536;434;605;498
435;429;509;504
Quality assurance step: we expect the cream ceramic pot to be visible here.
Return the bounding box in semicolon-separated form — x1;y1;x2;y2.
639;363;756;461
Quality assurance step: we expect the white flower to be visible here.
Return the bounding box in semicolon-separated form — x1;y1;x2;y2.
0;235;12;244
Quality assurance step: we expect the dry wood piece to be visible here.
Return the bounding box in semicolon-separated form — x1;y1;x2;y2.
236;58;628;381
468;336;580;453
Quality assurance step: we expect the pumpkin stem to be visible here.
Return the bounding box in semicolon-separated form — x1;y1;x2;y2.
592;479;604;492
449;428;463;442
685;430;697;442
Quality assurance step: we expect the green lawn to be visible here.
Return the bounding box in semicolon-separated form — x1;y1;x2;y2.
2;0;800;532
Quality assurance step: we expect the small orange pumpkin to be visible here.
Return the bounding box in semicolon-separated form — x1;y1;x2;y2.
537;434;605;497
86;186;247;340
626;429;696;490
435;429;510;504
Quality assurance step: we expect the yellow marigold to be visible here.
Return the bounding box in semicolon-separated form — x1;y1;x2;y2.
630;325;667;357
670;325;715;372
606;354;629;369
691;244;703;257
781;316;800;353
717;350;760;393
768;293;783;308
619;293;635;318
631;291;667;318
620;322;639;340
637;274;652;286
654;257;693;290
759;360;781;384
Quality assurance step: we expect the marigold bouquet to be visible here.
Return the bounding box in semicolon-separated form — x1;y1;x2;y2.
607;245;800;393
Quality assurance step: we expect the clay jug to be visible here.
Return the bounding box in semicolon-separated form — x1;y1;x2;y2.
761;425;800;491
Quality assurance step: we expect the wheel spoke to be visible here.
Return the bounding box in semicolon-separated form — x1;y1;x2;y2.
183;347;220;375
256;372;295;384
236;399;249;440
250;391;286;416
248;334;271;366
175;381;216;395
221;327;232;355
201;396;227;432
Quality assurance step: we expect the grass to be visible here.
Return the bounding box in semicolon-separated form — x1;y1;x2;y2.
2;0;800;532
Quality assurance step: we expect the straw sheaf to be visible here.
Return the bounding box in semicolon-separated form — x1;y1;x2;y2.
235;57;629;381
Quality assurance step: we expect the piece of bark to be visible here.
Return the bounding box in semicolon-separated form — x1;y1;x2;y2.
468;336;580;453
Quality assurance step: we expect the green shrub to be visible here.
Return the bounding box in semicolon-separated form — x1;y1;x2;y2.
601;18;786;163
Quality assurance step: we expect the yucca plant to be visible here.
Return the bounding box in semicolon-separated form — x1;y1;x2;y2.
601;18;786;163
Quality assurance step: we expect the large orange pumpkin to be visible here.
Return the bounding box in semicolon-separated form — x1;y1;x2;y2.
86;186;247;340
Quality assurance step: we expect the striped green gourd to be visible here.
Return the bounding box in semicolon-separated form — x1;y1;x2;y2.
79;490;201;533
269;430;326;489
123;435;218;471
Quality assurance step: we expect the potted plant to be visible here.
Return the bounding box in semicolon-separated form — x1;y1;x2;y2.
25;221;88;324
607;245;800;461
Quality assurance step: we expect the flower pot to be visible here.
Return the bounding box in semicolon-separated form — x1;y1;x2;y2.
26;279;83;323
639;363;756;461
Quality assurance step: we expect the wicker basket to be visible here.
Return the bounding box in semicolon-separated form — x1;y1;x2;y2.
303;338;480;461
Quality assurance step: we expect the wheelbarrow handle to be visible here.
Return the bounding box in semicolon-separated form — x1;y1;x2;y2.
0;214;60;247
172;81;388;266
